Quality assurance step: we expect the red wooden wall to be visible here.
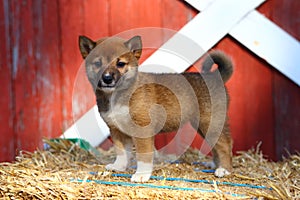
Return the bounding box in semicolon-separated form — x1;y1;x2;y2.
0;0;299;162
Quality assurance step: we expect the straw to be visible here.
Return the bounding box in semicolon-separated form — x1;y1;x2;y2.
0;138;299;199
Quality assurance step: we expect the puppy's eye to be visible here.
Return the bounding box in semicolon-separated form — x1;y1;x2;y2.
94;60;102;67
116;61;126;68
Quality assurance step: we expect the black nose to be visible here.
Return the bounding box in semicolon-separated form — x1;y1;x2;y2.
102;73;113;84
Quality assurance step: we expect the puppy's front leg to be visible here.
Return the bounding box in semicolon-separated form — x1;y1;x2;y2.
106;128;132;172
131;137;154;182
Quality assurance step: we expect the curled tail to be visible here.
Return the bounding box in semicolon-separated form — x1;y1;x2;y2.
202;51;233;83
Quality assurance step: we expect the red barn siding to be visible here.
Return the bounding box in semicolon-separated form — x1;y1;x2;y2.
0;0;14;161
259;0;300;159
30;0;63;142
5;0;64;154
11;0;42;153
59;0;84;129
58;0;112;129
0;0;299;162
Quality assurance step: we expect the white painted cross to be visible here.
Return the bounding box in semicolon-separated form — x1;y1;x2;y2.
61;0;300;146
185;0;300;86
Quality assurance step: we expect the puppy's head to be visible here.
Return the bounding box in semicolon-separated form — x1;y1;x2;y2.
79;35;142;92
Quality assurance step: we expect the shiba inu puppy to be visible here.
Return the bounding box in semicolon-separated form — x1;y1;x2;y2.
79;35;233;182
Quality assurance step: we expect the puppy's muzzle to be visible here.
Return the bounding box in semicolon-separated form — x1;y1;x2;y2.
98;73;115;88
98;71;121;89
102;73;114;85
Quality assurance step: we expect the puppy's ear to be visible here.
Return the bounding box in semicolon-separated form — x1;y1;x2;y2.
79;35;96;59
125;36;142;61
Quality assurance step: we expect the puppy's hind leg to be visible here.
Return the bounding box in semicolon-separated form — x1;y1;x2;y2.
131;137;154;182
192;120;232;177
105;127;133;172
207;123;233;177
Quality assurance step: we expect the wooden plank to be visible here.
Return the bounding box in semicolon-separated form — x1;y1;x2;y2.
273;74;300;158
83;0;110;39
0;0;15;161
33;0;63;139
161;0;197;31
58;0;85;131
11;0;41;152
8;0;63;153
259;0;300;158
110;0;163;63
109;0;162;35
59;0;111;142
258;0;300;41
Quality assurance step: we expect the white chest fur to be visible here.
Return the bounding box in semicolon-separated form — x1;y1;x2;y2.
101;104;130;128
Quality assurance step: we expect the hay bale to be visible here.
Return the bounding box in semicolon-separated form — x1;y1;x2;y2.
0;139;299;199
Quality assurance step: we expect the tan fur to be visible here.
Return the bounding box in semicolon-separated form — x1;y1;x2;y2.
79;35;233;182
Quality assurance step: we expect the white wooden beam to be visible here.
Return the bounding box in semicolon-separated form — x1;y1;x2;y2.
60;105;110;147
186;0;300;86
139;0;266;73
229;11;300;86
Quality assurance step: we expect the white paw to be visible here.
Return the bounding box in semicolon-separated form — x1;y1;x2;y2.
105;152;129;172
214;167;230;177
131;172;151;182
131;161;153;182
105;163;127;172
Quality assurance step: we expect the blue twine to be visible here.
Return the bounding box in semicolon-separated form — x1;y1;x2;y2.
89;172;270;190
196;169;216;173
110;173;270;190
71;178;244;197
